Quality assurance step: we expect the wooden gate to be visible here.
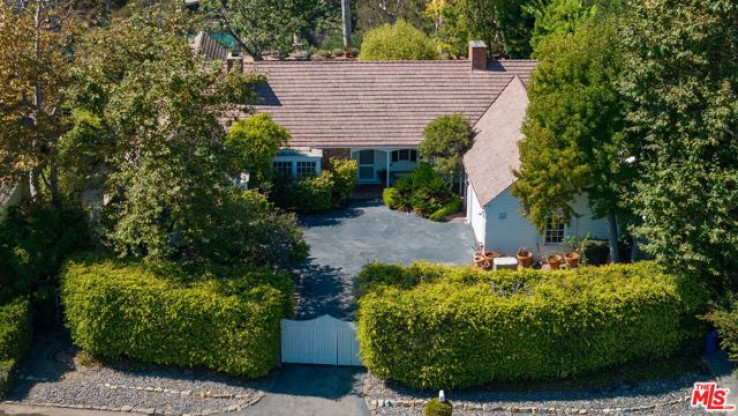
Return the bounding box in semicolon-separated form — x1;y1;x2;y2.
280;315;363;366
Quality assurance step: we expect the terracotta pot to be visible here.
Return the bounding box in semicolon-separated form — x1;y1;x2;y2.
564;252;581;269
484;251;499;262
548;254;563;270
474;253;485;268
481;260;492;271
516;251;533;268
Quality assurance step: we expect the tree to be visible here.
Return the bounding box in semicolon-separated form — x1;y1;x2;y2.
420;113;474;188
68;2;306;267
225;114;291;187
620;0;738;280
0;0;77;203
359;20;438;60
356;0;432;34
199;0;333;59
512;17;631;263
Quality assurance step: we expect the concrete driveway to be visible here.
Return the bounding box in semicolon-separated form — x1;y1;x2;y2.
296;201;475;320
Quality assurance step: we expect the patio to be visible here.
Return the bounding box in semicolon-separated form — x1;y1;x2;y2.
295;201;476;320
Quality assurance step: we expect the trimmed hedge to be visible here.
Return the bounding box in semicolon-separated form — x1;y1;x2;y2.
0;297;32;396
428;198;462;222
357;262;708;389
61;254;293;378
425;398;453;416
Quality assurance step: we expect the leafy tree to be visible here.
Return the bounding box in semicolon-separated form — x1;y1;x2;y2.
420;113;474;185
0;0;78;203
512;17;630;263
620;0;738;280
225;114;291;187
359;20;438;60
356;0;432;34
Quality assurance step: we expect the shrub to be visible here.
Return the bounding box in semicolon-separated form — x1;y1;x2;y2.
357;262;708;389
61;254;293;378
581;239;610;266
272;158;357;214
329;158;358;208
0;297;32;396
386;163;456;218
383;187;399;209
359;20;438;61
704;298;738;363
425;398;453;416
420;114;474;180
428;198;462;222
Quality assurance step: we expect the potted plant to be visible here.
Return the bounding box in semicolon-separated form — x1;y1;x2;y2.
473;252;485;267
516;246;533;269
481;260;492;271
547;253;563;270
483;251;499;263
564;251;581;268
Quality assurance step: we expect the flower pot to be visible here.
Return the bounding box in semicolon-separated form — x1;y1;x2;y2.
481;260;492;271
516;251;533;268
474;253;485;268
564;252;581;269
484;251;499;263
548;254;563;270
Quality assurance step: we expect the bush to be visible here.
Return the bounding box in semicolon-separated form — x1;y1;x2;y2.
385;163;456;218
359;20;438;61
357;262;708;389
383;187;399;209
425;398;453;416
0;297;33;397
581;239;610;266
420;114;474;180
705;298;738;363
428;198;462;222
273;158;357;214
0;202;88;304
329;158;358;208
61;254;294;378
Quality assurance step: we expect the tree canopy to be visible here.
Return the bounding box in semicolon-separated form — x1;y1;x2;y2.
420;113;474;181
359;20;438;60
225;114;291;187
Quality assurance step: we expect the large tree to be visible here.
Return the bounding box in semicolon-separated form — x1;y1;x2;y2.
0;0;77;203
420;113;474;189
620;0;738;280
512;16;632;262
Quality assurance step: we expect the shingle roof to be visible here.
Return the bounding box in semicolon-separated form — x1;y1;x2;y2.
463;76;529;207
244;59;535;148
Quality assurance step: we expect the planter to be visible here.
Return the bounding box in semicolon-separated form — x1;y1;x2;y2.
484;251;499;263
516;251;533;268
548;254;563;270
481;260;492;271
473;253;485;268
564;252;581;269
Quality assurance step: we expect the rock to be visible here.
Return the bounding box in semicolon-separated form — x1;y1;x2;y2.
121;405;133;412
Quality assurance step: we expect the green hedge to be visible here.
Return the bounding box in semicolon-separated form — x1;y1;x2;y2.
428;198;462;222
0;297;33;396
61;254;293;378
357;262;708;389
385;163;458;221
273;159;358;214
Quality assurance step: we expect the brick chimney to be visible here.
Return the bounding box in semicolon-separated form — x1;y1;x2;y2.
469;40;487;70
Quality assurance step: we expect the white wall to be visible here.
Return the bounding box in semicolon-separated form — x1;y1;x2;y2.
466;183;486;247
477;187;610;258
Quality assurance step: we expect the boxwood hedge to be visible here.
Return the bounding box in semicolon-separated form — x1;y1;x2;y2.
357;262;709;389
61;254;293;378
0;297;32;396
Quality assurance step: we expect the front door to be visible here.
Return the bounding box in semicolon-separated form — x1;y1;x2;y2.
357;150;375;182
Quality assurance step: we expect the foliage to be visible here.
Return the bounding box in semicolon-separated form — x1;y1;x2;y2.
512;16;629;262
420;113;474;180
359;20;438;60
383;187;399;210
424;398;453;416
200;0;340;59
704;298;738;363
428;197;462;222
386;163;455;219
272;158;357;214
580;239;610;266
61;254;294;378
619;0;738;281
226;114;291;187
356;0;432;35
0;202;88;304
0;297;32;396
357;261;708;389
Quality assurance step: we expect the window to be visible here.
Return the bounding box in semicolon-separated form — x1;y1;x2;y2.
391;149;418;162
544;217;566;244
296;161;317;177
273;161;293;177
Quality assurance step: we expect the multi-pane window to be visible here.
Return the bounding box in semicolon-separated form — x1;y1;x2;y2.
296;161;317;177
544;217;566;244
391;149;418;162
273;161;293;177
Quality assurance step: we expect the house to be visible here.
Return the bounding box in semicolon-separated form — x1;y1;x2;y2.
204;37;610;256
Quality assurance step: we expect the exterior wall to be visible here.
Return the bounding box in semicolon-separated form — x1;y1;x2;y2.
478;187;610;258
466;183;486;247
0;182;27;220
274;153;323;177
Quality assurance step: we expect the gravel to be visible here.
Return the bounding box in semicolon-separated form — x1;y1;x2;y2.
365;371;709;416
8;333;271;415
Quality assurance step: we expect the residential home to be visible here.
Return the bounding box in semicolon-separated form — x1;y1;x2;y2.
200;36;610;257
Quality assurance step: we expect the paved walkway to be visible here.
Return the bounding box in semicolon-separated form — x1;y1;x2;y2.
296;201;475;320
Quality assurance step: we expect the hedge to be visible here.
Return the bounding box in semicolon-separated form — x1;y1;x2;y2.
428;198;462;222
61;254;293;378
273;158;358;214
357;262;708;389
0;297;32;396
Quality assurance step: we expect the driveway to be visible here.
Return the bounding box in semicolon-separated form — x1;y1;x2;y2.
296;201;476;320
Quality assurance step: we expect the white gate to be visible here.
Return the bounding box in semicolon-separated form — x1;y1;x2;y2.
280;315;363;366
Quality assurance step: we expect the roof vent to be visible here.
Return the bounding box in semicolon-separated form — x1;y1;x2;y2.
469;40;487;70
